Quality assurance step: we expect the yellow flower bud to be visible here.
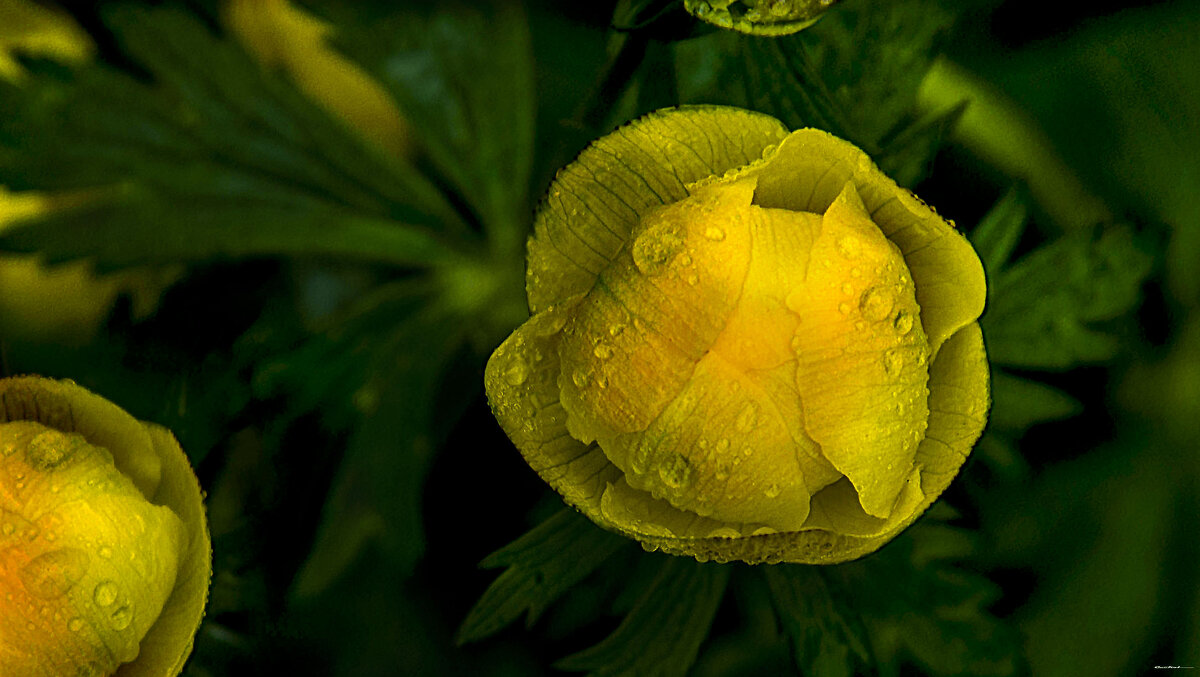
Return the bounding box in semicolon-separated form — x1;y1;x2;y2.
222;0;413;159
485;106;988;564
0;377;211;676
683;0;840;36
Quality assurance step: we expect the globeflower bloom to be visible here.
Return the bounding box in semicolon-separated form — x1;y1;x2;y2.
485;106;988;564
683;0;840;36
0;377;210;675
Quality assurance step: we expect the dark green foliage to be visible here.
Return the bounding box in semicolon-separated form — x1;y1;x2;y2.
457;509;629;644
555;556;731;677
981;222;1154;369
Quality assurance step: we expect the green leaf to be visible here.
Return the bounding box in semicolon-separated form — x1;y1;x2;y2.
982;223;1155;369
737;0;958;185
0;192;469;269
989;369;1082;432
0;6;471;270
318;0;536;252
291;301;473;595
971;187;1030;279
555;556;731;677
825;522;1023;677
764;566;871;677
456;509;629;645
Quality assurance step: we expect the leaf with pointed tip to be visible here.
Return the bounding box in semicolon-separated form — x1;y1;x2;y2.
982;223;1155;369
555;556;731;677
0;6;470;270
970;187;1030;280
456;509;628;645
314;0;535;249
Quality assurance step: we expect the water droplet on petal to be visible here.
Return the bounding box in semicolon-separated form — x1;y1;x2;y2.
704;226;726;241
571;370;590;389
27;431;79;470
764;483;781;498
110;605;132;631
707;527;741;539
657;453;692;489
860;286;894;321
884;348;904;375
632;221;686;276
894;311;914;335
67;617;84;632
608;324;625;337
593;344;613;360
837;302;851;315
93;581;117;607
837;236;861;258
501;358;529;386
735;403;758;432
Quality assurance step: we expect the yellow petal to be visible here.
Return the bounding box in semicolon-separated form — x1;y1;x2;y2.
785;182;931;518
1;422;184;676
0;377;211;677
526;106;788;313
556;180;755;443
730;128;987;359
484;304;621;512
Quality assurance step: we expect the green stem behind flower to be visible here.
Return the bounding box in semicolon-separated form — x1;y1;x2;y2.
917;57;1111;231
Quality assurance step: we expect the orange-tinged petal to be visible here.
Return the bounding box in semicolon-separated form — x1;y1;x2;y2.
0;377;210;677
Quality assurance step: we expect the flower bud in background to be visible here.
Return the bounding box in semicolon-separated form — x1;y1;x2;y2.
222;0;413;160
0;377;210;676
485;106;988;564
683;0;841;36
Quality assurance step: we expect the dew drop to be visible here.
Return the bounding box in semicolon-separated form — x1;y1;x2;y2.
751;526;778;536
860;286;894;321
630;438;654;475
685;272;699;286
93;581;118;607
884;348;904;375
607;324;625;337
841;282;854;296
735;403;759;433
707;527;741;539
764;483;782;498
571;370;590;389
20;548;89;599
837;302;851;315
714;438;730;453
27;431;79;470
593;344;613;360
501;359;529;386
68;617;84;632
704;226;726;242
837;236;861;258
894;311;914;335
657;453;692;489
110;605;132;631
632;222;686;276
1;441;15;457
